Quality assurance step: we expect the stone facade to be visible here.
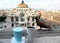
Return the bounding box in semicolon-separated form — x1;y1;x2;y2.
0;0;40;30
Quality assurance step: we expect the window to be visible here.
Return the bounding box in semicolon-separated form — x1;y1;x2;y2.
20;13;25;21
11;17;14;22
11;23;14;27
20;24;24;26
27;17;30;21
15;17;18;21
20;14;24;17
20;18;25;21
0;27;3;29
4;25;6;28
32;23;34;26
32;17;34;21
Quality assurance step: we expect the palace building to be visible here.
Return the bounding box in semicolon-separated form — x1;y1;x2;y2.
0;0;40;30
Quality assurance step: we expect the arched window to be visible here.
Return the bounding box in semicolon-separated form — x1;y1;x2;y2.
20;13;25;21
27;17;30;21
32;23;34;26
20;24;25;26
11;17;14;22
11;23;14;27
15;16;18;21
32;17;34;21
4;25;6;28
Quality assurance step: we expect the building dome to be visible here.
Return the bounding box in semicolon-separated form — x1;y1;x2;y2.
17;0;28;8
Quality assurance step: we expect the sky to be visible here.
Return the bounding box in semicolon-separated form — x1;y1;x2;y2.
0;0;60;10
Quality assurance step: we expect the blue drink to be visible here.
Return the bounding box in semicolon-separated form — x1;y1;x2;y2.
13;27;23;42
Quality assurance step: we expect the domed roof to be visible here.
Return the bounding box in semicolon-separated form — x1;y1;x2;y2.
17;0;28;8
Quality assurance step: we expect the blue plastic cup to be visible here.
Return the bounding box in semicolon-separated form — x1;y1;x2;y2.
13;27;23;42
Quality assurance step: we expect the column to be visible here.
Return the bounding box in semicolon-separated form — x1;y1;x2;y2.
30;17;32;26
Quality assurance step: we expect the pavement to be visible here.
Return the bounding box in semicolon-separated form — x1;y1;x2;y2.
0;25;60;43
1;36;60;43
33;36;60;43
0;38;11;43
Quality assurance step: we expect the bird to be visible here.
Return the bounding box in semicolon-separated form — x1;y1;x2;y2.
34;16;51;30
